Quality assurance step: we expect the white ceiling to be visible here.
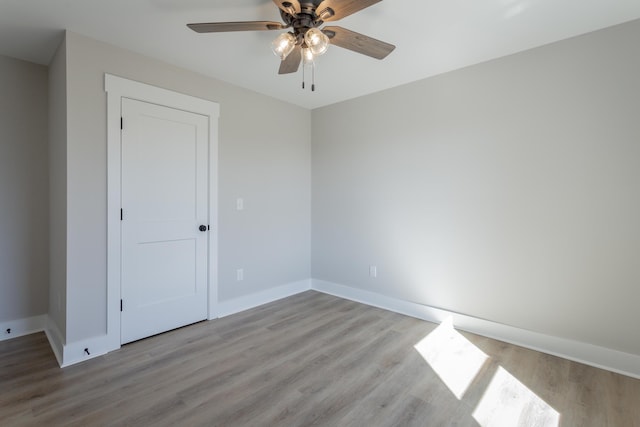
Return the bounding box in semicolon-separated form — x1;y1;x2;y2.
1;0;640;109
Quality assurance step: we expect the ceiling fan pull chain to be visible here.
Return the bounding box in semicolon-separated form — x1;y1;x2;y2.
312;62;315;92
302;62;305;89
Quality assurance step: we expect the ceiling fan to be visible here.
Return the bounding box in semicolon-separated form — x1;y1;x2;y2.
187;0;395;89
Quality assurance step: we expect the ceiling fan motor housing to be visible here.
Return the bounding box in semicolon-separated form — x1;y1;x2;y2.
280;5;325;44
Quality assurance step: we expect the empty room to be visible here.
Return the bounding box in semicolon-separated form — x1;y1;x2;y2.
1;0;640;425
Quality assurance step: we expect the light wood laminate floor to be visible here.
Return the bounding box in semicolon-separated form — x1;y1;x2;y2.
1;291;639;426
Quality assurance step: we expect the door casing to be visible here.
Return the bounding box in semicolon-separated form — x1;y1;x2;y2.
105;74;220;352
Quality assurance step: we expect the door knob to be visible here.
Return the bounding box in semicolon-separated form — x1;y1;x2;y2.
199;225;207;232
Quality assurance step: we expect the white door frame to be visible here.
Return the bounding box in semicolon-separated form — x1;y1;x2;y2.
105;74;219;350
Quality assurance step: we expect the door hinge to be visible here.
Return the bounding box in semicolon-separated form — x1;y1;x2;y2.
120;208;123;221
120;299;123;312
120;117;123;130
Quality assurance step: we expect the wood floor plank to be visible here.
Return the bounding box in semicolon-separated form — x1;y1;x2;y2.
1;290;639;426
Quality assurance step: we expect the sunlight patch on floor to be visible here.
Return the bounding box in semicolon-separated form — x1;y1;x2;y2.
414;317;489;399
414;318;560;425
473;366;560;427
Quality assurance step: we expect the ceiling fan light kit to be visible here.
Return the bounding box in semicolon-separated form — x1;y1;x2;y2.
272;32;297;59
187;0;395;91
304;27;330;56
302;47;315;65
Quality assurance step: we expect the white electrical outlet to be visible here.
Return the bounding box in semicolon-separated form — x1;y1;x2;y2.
236;198;244;211
369;265;377;278
236;268;244;281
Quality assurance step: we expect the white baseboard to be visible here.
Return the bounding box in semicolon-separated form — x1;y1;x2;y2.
44;316;64;366
34;277;639;378
42;279;313;368
311;279;640;379
217;279;312;318
60;334;115;367
0;314;47;341
43;315;115;367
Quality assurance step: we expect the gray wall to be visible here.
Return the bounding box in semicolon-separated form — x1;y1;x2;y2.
0;55;49;322
312;20;640;356
48;39;67;339
63;32;311;343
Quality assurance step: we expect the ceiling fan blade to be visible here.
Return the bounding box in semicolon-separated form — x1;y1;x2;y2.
272;0;301;15
187;21;285;33
278;45;302;74
323;26;395;59
317;0;382;21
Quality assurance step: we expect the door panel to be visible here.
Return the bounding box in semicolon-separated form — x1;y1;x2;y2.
121;98;209;344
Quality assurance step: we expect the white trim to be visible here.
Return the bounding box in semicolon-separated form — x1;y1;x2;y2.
60;334;114;367
311;279;640;379
0;314;47;341
207;104;219;320
48;280;310;367
44;317;65;366
105;74;220;357
217;279;312;318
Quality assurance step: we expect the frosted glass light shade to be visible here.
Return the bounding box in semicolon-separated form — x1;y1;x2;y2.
271;33;296;60
304;28;329;56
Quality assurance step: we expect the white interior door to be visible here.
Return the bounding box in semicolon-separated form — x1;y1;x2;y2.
120;97;209;344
